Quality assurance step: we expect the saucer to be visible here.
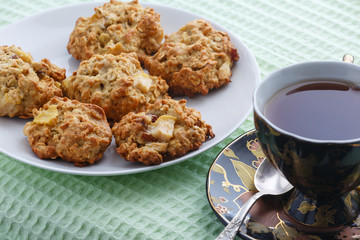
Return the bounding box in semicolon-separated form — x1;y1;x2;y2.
206;129;360;239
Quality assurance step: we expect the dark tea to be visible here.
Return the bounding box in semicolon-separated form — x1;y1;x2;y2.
264;80;360;140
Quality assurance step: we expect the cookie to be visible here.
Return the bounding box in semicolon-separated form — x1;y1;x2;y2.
112;97;215;165
0;45;65;118
67;0;164;62
144;19;239;97
62;53;168;122
23;97;112;167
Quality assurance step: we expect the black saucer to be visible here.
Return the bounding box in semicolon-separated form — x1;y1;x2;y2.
206;129;360;239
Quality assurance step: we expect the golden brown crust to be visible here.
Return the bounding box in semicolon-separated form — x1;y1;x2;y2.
67;0;164;62
62;53;168;122
23;97;112;166
0;45;65;118
144;19;239;97
112;97;215;165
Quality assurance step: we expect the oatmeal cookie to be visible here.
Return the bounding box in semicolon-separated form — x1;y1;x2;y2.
23;97;112;166
67;0;164;62
112;97;215;165
62;53;168;122
0;45;65;118
144;19;239;97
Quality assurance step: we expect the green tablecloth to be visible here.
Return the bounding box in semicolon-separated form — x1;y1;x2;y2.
0;0;359;239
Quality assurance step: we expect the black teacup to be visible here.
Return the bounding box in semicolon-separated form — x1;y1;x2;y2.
253;61;360;228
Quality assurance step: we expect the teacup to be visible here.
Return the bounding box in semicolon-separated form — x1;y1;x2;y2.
253;61;360;228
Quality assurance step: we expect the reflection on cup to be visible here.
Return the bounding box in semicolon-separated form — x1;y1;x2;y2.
253;61;360;228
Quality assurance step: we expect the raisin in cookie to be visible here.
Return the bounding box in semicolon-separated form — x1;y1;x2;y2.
62;53;168;122
67;0;164;62
144;19;239;97
112;97;215;165
23;97;112;166
0;45;65;118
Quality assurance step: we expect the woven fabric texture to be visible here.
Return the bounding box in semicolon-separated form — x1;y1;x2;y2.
0;0;360;239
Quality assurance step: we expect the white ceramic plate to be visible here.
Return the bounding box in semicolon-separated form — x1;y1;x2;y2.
0;2;260;175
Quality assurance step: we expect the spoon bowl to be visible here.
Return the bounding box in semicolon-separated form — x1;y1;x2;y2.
254;159;293;194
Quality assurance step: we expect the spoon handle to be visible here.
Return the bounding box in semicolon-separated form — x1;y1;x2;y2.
216;191;264;240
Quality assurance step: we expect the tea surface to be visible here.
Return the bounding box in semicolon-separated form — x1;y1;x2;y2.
264;80;360;140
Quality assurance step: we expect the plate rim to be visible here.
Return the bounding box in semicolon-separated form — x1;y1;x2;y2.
0;1;260;176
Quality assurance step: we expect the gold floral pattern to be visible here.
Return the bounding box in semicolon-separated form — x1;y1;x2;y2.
212;163;245;192
273;214;301;239
247;138;265;168
298;202;316;214
285;189;360;228
230;160;256;191
215;204;229;214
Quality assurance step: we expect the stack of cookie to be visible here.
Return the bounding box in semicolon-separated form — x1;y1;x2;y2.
2;0;239;167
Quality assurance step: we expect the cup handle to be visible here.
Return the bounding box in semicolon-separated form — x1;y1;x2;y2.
343;54;354;63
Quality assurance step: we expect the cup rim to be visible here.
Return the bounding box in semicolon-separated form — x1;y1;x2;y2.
253;60;360;144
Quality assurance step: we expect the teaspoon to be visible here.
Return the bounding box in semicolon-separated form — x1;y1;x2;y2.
216;158;294;240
